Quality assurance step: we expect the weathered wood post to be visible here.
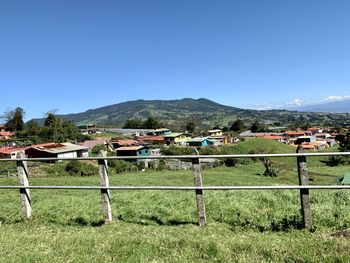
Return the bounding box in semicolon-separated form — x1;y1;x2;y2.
98;151;112;222
296;146;312;229
192;150;206;226
16;152;31;220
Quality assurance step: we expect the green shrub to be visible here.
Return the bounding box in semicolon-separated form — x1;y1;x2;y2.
91;144;107;154
65;161;82;175
137;161;146;170
65;161;98;176
110;160;138;174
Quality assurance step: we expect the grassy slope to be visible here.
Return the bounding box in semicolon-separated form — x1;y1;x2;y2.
1;139;350;262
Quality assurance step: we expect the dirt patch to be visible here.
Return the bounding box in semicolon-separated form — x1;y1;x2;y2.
331;230;350;238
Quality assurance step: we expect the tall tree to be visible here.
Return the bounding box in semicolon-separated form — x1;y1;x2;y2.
250;121;266;133
4;107;25;131
230;119;245;132
144;116;160;129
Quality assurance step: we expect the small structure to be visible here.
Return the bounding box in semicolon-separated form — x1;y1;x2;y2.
207;129;223;137
163;133;192;145
294;136;317;145
136;135;165;145
260;135;285;143
116;145;150;160
0;147;26;159
0;131;13;140
337;173;350;185
25;142;89;159
148;128;172;136
80;139;106;152
187;137;210;147
284;131;306;138
78;124;97;134
110;139;139;149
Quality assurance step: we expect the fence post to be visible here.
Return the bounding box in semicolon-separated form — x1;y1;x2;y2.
16;152;31;220
192;153;206;226
98;150;112;223
296;146;312;229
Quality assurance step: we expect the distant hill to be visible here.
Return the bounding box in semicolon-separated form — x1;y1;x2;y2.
289;99;350;113
31;98;350;128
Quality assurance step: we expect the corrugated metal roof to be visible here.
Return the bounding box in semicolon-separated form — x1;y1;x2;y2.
163;133;184;138
207;129;222;133
112;139;139;146
0;147;27;154
30;142;89;154
187;137;208;142
116;146;146;151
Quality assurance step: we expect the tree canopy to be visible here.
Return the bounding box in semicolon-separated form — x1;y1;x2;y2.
3;107;25;132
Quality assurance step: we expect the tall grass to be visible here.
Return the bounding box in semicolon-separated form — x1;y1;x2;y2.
1;165;350;262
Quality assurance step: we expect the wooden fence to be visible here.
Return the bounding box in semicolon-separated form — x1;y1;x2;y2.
1;146;350;228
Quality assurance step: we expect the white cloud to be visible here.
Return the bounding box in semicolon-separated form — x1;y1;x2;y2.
321;95;350;103
252;95;350;110
285;98;304;106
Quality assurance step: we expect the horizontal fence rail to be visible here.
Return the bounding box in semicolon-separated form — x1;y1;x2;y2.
0;147;350;228
1;185;350;190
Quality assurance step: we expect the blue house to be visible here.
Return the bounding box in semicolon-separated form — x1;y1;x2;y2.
116;145;150;161
187;137;211;147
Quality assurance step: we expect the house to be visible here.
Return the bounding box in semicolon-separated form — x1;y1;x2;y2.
163;133;192;145
260;135;285;143
116;145;150;159
207;129;223;137
294;136;317;145
0;147;26;159
296;141;328;151
148;128;172;136
25;142;90;159
110;139;139;149
187;137;211;147
78;124;97;134
79;139;106;152
284;131;306;138
0;124;5;132
136;135;165;145
318;138;336;147
0;131;13;140
314;133;332;140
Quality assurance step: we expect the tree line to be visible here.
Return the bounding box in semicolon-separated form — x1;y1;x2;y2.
1;107;89;143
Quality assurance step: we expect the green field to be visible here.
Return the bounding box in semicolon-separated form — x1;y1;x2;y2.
1;152;350;262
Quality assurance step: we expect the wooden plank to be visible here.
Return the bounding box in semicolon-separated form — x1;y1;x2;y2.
98;151;112;222
16;152;31;220
192;157;206;226
296;146;312;229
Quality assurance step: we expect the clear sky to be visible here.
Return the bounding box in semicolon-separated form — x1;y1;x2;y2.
1;0;350;120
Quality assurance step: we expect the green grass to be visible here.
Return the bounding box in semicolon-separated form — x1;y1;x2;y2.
0;138;349;262
1;161;350;262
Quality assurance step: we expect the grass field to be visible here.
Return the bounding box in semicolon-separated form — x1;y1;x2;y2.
1;154;350;262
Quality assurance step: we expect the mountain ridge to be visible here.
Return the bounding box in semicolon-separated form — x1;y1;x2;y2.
31;98;350;128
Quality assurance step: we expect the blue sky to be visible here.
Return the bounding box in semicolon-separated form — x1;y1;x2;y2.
1;0;350;120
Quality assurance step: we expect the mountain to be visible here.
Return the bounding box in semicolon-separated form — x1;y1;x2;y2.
31;98;350;127
290;99;350;113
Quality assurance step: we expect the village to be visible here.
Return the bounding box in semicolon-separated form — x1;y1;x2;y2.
0;122;347;161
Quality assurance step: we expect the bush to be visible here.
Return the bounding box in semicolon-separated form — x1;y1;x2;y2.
322;156;344;167
91;144;107;154
224;158;238;167
137;161;146;170
148;160;166;171
65;160;98;176
160;145;193;155
110;160;138;174
65;161;82;175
